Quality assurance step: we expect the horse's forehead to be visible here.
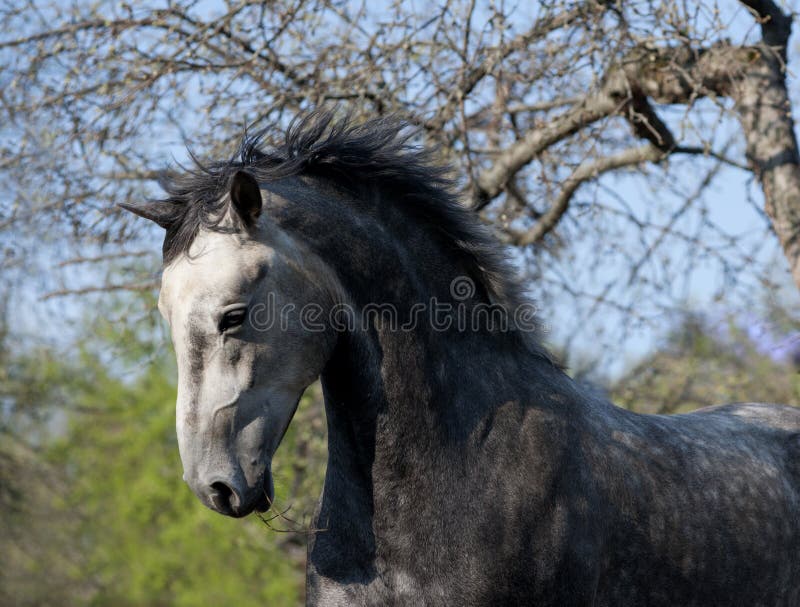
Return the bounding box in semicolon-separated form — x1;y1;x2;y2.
160;230;272;306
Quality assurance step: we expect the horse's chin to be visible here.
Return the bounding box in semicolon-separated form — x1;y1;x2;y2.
254;470;274;514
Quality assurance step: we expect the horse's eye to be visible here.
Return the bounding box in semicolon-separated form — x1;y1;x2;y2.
219;307;247;333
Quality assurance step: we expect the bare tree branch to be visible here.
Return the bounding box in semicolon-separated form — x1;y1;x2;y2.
738;0;792;52
42;282;158;300
474;85;625;208
508;144;666;246
57;251;154;268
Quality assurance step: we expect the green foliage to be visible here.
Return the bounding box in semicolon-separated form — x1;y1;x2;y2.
613;312;800;413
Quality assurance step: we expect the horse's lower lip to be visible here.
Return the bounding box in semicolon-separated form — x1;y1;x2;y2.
255;472;274;513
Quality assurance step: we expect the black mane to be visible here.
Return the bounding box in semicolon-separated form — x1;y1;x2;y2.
157;109;530;314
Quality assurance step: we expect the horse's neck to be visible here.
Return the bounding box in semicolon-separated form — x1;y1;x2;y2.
313;315;556;582
321;304;532;452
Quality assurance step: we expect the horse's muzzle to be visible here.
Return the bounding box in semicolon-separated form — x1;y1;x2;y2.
201;471;273;518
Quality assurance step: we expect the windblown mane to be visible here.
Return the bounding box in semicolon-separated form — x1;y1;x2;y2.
157;109;533;317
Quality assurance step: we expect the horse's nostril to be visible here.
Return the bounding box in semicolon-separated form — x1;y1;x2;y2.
209;480;241;514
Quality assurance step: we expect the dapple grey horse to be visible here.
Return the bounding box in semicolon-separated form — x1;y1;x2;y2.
122;111;800;606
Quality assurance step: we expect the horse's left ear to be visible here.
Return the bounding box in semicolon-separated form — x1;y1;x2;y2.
118;200;174;229
230;170;262;226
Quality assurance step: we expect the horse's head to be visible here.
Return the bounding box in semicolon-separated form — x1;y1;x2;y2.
122;171;338;517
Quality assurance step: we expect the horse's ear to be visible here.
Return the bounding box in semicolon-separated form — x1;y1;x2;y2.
118;201;173;229
230;170;262;226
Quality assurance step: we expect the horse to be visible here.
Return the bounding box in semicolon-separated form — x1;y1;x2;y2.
121;110;800;606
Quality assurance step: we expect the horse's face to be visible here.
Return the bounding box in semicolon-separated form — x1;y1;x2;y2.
155;173;337;517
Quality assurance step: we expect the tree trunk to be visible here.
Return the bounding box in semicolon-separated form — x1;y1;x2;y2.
733;49;800;288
